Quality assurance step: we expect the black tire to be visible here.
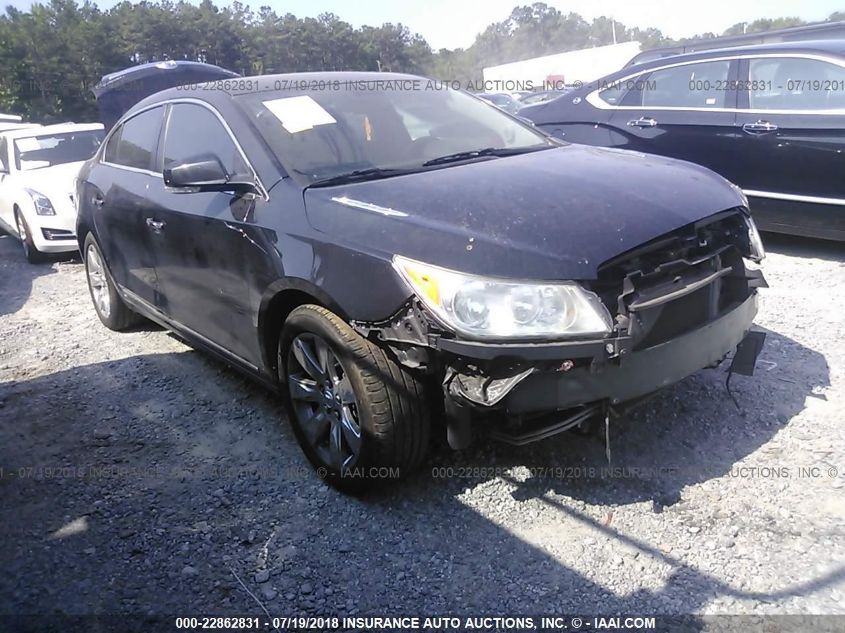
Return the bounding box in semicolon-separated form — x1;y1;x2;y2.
83;234;142;331
14;208;46;264
280;304;430;492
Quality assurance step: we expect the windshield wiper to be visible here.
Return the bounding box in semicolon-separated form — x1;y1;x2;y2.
307;167;416;188
421;145;553;167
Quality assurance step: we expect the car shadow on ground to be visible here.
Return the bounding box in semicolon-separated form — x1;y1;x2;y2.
0;233;78;316
415;325;827;508
762;232;845;262
0;320;841;627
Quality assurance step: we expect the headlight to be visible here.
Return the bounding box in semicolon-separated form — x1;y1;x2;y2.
25;188;55;216
393;255;613;340
743;213;765;262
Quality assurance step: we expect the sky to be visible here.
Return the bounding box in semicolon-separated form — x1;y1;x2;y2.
4;0;843;50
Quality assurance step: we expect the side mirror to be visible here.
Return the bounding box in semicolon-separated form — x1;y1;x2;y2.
163;156;257;194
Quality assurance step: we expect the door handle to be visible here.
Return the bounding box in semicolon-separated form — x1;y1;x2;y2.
627;116;657;128
145;218;166;233
742;120;778;135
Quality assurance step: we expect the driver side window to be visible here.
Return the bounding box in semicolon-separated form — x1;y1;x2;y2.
163;104;248;177
0;138;7;172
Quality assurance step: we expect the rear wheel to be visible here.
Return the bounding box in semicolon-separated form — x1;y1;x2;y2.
84;234;141;331
280;305;430;492
15;208;45;264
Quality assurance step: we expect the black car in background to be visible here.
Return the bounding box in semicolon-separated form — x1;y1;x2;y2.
521;41;845;241
518;89;570;106
77;73;766;490
476;92;523;114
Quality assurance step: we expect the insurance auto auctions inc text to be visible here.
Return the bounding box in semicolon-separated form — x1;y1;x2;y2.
334;616;657;630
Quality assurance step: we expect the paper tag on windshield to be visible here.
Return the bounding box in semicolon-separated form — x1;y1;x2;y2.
263;96;336;134
16;138;40;152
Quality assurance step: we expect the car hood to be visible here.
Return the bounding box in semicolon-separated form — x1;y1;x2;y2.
13;162;85;197
303;144;744;280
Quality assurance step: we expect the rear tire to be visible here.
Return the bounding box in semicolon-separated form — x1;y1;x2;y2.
280;304;430;492
83;234;141;331
15;208;45;264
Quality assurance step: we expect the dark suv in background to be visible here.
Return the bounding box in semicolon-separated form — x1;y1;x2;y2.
522;41;845;241
77;73;766;490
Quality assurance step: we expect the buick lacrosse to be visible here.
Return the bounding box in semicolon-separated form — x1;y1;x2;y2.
77;72;766;489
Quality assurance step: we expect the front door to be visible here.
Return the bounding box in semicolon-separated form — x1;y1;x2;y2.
606;58;744;185
146;102;259;365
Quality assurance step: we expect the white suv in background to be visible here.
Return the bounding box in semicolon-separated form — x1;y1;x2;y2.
0;123;104;262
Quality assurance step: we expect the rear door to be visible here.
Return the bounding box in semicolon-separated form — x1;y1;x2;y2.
733;54;845;236
603;58;743;184
145;101;260;365
90;106;166;307
0;137;14;231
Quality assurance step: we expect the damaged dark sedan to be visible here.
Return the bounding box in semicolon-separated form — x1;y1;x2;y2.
76;72;767;490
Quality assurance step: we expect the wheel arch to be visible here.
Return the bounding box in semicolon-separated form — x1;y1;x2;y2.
258;278;350;378
77;220;93;253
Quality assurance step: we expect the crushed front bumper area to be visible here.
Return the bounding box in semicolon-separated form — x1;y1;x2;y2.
353;210;766;445
502;293;758;414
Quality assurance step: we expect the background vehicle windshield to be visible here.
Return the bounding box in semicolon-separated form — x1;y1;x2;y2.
14;130;104;171
238;85;550;182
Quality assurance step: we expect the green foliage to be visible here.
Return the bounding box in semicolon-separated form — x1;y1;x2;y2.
0;0;437;120
0;0;840;120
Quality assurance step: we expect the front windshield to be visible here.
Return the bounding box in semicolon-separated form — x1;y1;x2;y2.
237;83;552;183
14;130;104;171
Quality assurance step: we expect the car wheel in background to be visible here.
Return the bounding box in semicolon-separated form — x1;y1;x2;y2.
15;208;45;264
280;304;431;492
83;234;141;331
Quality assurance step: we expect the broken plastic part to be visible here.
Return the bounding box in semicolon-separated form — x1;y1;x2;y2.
445;365;536;407
489;405;600;446
351;300;438;369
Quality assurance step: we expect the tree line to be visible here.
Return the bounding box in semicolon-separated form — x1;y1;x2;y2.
0;0;841;121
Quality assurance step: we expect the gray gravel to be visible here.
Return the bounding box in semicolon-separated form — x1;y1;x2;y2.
0;230;844;623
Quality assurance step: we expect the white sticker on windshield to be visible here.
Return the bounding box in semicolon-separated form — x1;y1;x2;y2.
262;96;336;134
15;138;40;152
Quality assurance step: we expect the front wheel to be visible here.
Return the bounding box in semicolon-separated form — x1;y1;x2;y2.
15;209;45;264
83;234;141;331
280;305;431;492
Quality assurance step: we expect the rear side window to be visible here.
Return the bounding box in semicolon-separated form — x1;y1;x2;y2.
109;107;164;171
163;104;248;177
103;128;121;163
598;82;629;105
749;57;845;110
0;138;8;172
640;61;731;108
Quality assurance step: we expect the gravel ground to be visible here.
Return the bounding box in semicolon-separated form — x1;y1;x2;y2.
0;230;843;628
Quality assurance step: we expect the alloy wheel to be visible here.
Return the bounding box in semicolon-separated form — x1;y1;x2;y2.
287;333;362;471
86;244;111;318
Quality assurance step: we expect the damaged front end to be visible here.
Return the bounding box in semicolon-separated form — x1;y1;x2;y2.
353;209;767;449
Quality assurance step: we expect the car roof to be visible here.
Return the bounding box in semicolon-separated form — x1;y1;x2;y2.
126;71;432;114
94;60;238;95
0;123;41;133
0;122;104;139
628;39;845;71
